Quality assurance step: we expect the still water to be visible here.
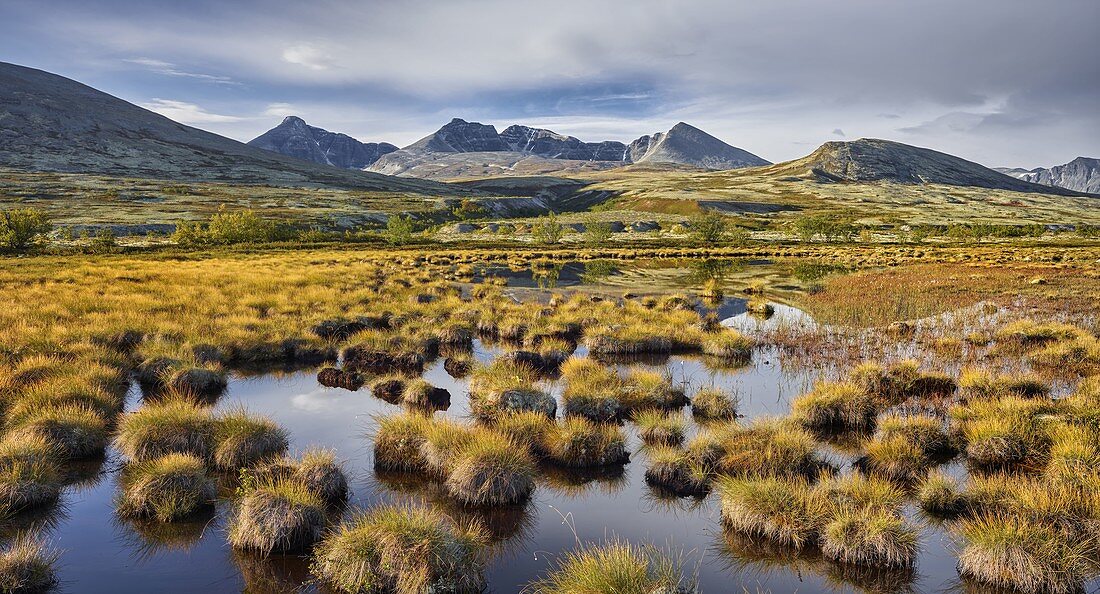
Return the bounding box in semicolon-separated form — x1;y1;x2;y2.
23;303;985;594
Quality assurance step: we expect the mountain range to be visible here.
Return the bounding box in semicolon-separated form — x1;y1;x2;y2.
0;62;446;193
247;117;771;178
0;61;1093;202
995;157;1100;194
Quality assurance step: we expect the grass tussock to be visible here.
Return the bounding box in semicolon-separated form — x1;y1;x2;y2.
541;417;629;468
444;430;536;506
633;410;686;446
643;445;711;497
850;360;956;404
690;387;738;421
621;368;687;411
717;475;827;549
560;357;623;423
373;412;432;472
0;534;59;594
916;471;968;517
716;418;831;479
701;329;754;360
0;434;62;513
8;404;109;460
116;453;216;522
954;511;1096;594
490;411;554;456
312;504;488;594
212;407;289;471
228;477;326;553
821;507;918;568
524;540;697;594
468;359;555;420
791;382;877;431
255;448;350;506
114;396;214;463
958;368;1051;400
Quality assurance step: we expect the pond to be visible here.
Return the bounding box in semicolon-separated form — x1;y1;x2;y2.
22;301;991;593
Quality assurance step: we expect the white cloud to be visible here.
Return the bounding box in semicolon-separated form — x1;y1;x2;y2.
263;102;298;117
281;43;334;71
124;57;236;84
140;99;243;124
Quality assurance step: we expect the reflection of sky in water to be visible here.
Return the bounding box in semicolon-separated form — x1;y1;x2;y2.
22;319;1012;594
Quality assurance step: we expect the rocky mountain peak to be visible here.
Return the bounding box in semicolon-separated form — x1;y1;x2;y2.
628;122;770;169
248;116;397;170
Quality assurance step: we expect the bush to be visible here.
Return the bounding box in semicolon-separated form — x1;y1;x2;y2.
584;220;613;246
690;211;727;243
173;208;290;245
532;212;564;245
0;208;51;252
383;214;415;245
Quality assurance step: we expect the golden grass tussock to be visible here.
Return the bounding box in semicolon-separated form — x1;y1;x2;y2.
0;534;59;594
7;403;109;461
916;471;968;518
114;396;214;463
0;433;62;513
468;359;555;420
212;407;289;471
716;475;828;550
253;448;349;506
716;418;831;479
372;412;432;472
116;453;216;522
690;387;738;421
620;368;688;411
633;410;686;446
701;329;755;360
560;357;623;423
540;417;629;468
821;507;918;568
643;444;711;497
791;381;877;431
444;430;536;506
228;476;326;554
312;503;489;594
954;511;1097;594
490;411;554;457
523;540;697;594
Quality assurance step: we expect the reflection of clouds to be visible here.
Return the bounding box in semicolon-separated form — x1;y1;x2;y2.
291;387;335;412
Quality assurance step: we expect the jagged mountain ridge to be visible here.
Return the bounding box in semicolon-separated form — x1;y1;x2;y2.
0;62;449;192
247;116;397;169
368;118;768;177
763;138;1089;196
995;157;1100;194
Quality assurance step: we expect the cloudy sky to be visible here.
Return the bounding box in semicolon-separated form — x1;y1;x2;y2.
2;0;1096;167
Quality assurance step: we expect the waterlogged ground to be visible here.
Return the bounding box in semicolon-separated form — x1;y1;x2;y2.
15;300;998;594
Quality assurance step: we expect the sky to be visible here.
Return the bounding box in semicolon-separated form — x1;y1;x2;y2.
2;0;1097;167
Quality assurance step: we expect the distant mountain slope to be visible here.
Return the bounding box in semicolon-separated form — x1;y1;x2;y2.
367;151;623;179
247;116;397;169
995;157;1100;194
767;138;1087;196
499;125;629;161
369;118;766;179
406;118;509;152
628;122;770;169
0;62;447;192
